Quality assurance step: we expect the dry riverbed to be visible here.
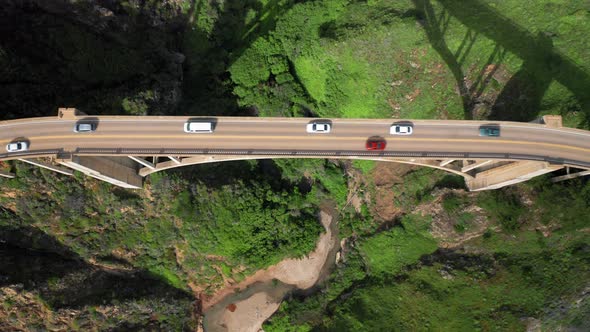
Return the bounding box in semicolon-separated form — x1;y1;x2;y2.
203;208;338;332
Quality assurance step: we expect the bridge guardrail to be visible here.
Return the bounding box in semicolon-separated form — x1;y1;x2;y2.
2;148;590;170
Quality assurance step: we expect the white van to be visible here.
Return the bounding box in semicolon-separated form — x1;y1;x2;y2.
184;121;213;133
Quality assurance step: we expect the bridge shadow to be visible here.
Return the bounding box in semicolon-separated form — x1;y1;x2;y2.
155;158;296;194
0;213;193;313
432;0;590;123
317;1;507;120
412;0;508;120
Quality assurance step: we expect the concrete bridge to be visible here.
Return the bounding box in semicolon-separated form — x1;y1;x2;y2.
1;108;589;190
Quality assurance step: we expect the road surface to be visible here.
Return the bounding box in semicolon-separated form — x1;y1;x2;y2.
1;116;590;168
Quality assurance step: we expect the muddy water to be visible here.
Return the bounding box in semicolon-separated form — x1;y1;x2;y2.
203;207;340;332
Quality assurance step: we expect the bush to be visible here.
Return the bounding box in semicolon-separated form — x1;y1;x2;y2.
478;190;524;232
442;193;463;213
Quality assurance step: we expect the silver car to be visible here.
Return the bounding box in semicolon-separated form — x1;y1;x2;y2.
74;123;96;133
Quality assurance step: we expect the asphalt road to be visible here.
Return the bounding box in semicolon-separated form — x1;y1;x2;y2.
1;116;590;167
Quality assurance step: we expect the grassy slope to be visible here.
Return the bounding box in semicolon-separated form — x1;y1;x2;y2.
230;0;590;124
264;177;590;332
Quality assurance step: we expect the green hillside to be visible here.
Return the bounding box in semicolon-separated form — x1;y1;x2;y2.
1;0;589;330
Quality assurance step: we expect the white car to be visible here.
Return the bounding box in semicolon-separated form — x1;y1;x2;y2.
6;141;28;152
390;124;413;135
306;122;331;133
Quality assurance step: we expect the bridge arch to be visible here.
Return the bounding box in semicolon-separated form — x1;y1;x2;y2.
137;154;474;179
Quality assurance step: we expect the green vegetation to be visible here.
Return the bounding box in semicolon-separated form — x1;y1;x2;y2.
351;160;375;174
264;214;438;331
441;193;473;233
478;190;525;232
454;212;474;233
323;244;589;331
227;0;590;125
442;193;465;213
2;0;590;330
265;179;590;331
0;161;324;292
361;215;437;277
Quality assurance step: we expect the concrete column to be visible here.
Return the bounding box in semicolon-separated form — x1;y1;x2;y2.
58;107;86;119
18;158;74;176
542;115;562;128
461;160;493;172
167;156;181;164
551;170;590;183
0;170;15;178
128;156;155;169
439;159;455;167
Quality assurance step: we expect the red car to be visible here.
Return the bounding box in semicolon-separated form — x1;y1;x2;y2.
366;139;386;151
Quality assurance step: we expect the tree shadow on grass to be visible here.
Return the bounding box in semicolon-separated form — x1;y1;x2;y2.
0;0;296;120
436;0;590;123
179;0;297;116
0;222;193;312
0;0;186;119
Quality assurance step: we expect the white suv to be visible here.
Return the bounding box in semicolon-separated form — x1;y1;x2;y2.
6;141;28;152
306;122;331;133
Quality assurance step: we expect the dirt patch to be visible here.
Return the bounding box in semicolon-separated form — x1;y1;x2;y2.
213;291;283;332
372;162;414;187
343;165;364;214
0;285;72;331
0;190;19;212
370;163;416;222
416;188;492;248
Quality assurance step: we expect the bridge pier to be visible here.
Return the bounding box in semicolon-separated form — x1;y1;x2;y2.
58;156;142;189
466;161;563;191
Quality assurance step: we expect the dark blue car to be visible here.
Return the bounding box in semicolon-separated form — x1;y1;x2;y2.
479;126;500;137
